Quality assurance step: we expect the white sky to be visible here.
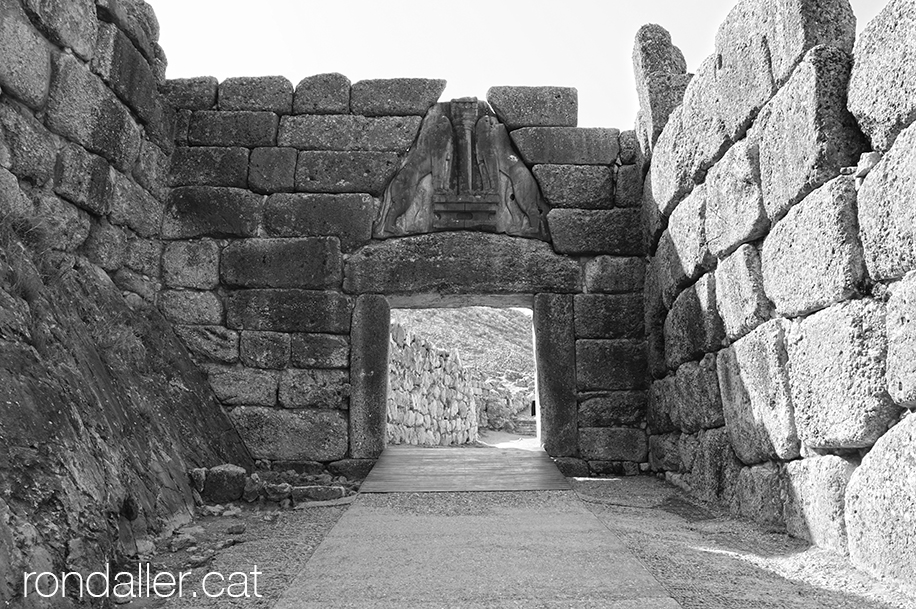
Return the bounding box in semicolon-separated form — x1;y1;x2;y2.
148;0;887;129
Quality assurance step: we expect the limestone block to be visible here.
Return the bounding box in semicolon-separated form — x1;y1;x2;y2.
53;144;111;216
672;354;724;433
579;428;648;462
163;76;218;110
173;325;238;365
715;244;772;341
678;433;700;472
584;256;645;294
857;122;916;281
351;78;445;116
547;209;641;256
328;459;375;480
888;273;916;407
615;165;642;208
109;169;163;237
169;146;249;188
220;238;342;290
647;233;683;310
0;100;56;185
647;376;677;434
34;194;90;252
350;295;390;459
132;139;170;202
632;24;687;87
534;294;577;457
761;176;864;317
278;115;422;152
208;367;278;406
632;24;690;150
162;240;219;289
162;187;262;240
0;0;51;109
295;151;399;196
552;458;589;478
532;165;613;209
486;86;577;130
293;73;350;114
248;147;296;194
619;130;638;165
511;127;619;165
578;392;645;427
576;339;647;391
203;464;246;504
229;407;348;462
664;274;725;370
648;433;681;472
765;0;856;84
123;236;161;276
666;183;714;288
290;334;350;369
91;23;158;126
736;462;784;527
717;319;799;464
756;45;864;222
188;111;278;148
704;139;768;259
264;193;375;252
21;0;96;60
158;290;222;325
847;0;916;152
344;232;581;296
226;289;352;334
46;54;140;172
845;413;916;582
240;331;291;370
279;369;350;409
782;455;857;554
641;171;666;254
574;294;643;339
688;427;741;505
787;300;899;448
219;76;293;114
80;218;126;271
95;0;159;63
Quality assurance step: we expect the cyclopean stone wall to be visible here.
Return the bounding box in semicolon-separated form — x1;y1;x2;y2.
636;0;916;586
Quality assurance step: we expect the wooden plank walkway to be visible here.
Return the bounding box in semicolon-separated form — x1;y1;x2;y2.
360;445;571;493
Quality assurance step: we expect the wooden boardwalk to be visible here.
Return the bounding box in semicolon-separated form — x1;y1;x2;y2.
359;445;571;493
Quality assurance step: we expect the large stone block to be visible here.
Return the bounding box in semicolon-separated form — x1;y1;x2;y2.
511;127;619;165
578;392;645;427
717;319;799;464
761;176;864;317
21;0;97;60
290;334;350;369
647;376;677;434
239;331;291;370
278;115;422;152
249;147;296;194
158;290;223;325
81;217;125;271
632;24;690;151
787;300;899;449
264;193;376;252
735;462;784;527
123;235;161;275
91;23;158;126
0;0;51;109
293;73;350;114
845;413;916;583
169;146;249;188
857;121;916;281
162;187;263;239
34;193;90;252
163;76;217;110
133;139;170;201
208;367;278;406
486;86;577;130
665;183;714;289
687;427;742;505
162;240;219;290
350;295;390;459
573;294;643;339
219;76;293;114
344;232;581;296
765;0;856;84
226;289;352;334
173;325;238;365
847;0;916;152
535;294;578;457
229;407;348;462
295;151;399;196
664;274;725;370
579;428;648;462
279;369;350;409
887;273;916;407
615;165;642;208
547;209;641;256
584;256;644;294
648;432;682;472
188;111;279;148
53;144;111;216
350;78;445;116
576;339;647;391
94;0;159;64
108;169;163;238
220;238;343;289
672;354;724;433
0;99;56;184
715;244;772;341
532;164;612;210
756;45;864;222
782;455;857;554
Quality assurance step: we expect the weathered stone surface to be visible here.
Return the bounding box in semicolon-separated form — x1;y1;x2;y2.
240;331;290;370
350;295;390;458
888;273;916;408
220;238;342;290
765;0;856;84
576;339;647;391
249;147;296;194
578;392;645;427
162;187;262;239
756;45;865;222
158;290;223;325
735;462;784;527
718;319;799;464
226;290;352;334
95;0;159;63
0;0;51;109
688;427;741;505
169;146;249;188
46;54;140;172
584;256;645;294
649;432;682;472
21;0;97;60
328;459;375;480
511;127;619;165
715;244;772;341
53;144;111;215
173;325;239;364
0;99;56;184
278;115;422;152
108;170;162;238
647;376;677;434
291;334;350;369
532;165;612;209
0;167;30;220
345;232;580;296
847;0;916;152
672;354;724;433
279;369;350;409
203;464;246;503
632;24;690;151
486;86;577;130
552;457;589;478
704;138;768;258
81;217;126;270
614;165;642;208
163;76;217;110
783;455;857;554
188;111;279;148
124;236;161;276
664;274;725;370
91;23;158;126
208;367;278;406
618;130;638;165
295;151;399;196
34;193;90;252
762;176;864;317
293;73;350;114
632;24;687;87
666;183;714;289
857;121;916;281
845;412;916;583
535;294;577;457
351;78;445;116
641;172;666;255
547;209;641;256
229;407;348;462
162;240;219;289
579;428;648;462
219;76;293;114
133;139;170;202
574;294;643;339
264;193;376;252
787;300;899;449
